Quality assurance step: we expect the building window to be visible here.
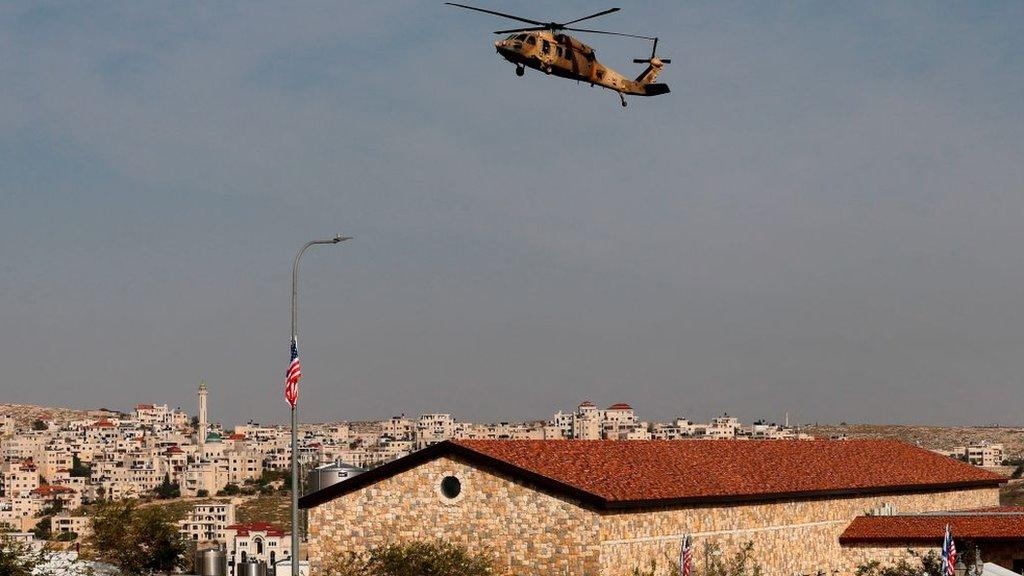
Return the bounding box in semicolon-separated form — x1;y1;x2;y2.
440;476;461;499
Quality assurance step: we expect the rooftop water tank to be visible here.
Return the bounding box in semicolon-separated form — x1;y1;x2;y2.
306;461;365;493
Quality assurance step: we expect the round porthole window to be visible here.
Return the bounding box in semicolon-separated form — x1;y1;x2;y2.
440;475;462;499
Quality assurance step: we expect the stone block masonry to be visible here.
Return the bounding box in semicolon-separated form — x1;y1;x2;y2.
307;453;999;575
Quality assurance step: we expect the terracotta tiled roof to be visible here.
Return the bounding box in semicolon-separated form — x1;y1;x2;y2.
226;522;287;537
840;508;1024;543
451;440;1003;505
31;485;75;496
300;439;1003;510
606;403;633;411
228;433;246;440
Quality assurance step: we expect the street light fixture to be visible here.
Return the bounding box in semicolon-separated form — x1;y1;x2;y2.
290;235;351;576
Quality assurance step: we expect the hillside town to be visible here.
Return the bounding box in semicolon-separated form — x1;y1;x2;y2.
0;383;820;534
3;384;1020;576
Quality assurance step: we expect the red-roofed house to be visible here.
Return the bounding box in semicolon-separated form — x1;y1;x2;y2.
840;507;1024;570
224;522;292;567
301;439;1004;575
30;484;81;511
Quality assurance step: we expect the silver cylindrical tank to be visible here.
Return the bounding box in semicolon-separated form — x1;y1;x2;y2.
306;462;364;493
236;559;268;576
195;548;228;576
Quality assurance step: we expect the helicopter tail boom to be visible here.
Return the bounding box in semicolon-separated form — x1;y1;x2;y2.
643;83;670;96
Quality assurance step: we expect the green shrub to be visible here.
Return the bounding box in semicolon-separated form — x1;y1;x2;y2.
856;551;944;576
321;541;495;576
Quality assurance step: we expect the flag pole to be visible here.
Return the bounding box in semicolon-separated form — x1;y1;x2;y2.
290;235;351;576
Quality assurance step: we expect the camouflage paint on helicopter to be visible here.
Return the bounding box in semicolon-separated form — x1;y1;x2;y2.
448;4;671;107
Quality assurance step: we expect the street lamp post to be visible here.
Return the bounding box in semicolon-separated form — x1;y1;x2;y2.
290;235;351;576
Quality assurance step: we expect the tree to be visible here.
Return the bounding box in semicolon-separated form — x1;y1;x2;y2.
3;535;94;576
0;537;39;576
70;455;91;478
154;473;180;499
31;419;47;431
88;500;186;574
197;489;209;497
218;483;241;496
30;517;51;540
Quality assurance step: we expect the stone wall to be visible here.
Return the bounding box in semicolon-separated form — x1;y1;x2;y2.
306;455;999;576
307;455;603;575
844;541;1024;572
598;487;999;575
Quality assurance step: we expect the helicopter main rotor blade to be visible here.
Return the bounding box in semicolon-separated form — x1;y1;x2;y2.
445;3;544;26
561;8;620;26
563;27;656;40
494;26;548;35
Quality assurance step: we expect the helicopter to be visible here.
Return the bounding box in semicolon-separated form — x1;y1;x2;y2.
446;3;670;107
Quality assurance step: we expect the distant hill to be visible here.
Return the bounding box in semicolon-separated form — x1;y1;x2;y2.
805;424;1024;458
0;403;123;428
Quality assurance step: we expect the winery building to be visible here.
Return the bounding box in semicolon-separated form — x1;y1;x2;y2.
300;439;1006;575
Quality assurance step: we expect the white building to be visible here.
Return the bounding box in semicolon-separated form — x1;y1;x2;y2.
967;442;1005;468
225;522;292;567
415;414;457;449
180;501;236;542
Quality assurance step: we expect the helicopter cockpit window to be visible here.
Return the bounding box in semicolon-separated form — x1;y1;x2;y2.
541;40;550;54
556;46;563;57
584;51;595;62
515;34;528;41
525;36;536;46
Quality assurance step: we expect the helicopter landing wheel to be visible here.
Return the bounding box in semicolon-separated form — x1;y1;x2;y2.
515;65;525;77
544;66;553;74
619;94;628;107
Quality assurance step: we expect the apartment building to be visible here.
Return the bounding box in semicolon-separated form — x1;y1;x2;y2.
52;513;91;538
967;442;1006;467
381;416;414;440
706;415;740;439
180;501;236;542
415;414;458;449
2;460;41;497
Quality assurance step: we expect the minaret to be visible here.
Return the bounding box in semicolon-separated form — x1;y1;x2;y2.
197;380;208;452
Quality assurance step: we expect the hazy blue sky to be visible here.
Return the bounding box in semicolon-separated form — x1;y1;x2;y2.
1;2;1022;427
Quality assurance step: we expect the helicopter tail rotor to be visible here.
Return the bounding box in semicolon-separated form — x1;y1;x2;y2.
633;37;672;64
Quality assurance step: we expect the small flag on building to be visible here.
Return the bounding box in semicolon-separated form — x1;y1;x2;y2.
284;337;302;408
941;523;957;576
678;533;693;576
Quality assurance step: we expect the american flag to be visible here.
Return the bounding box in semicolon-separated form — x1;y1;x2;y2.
284;337;302;408
941;524;957;576
678;534;693;576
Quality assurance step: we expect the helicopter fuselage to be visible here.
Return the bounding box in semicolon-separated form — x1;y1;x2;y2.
494;31;667;97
